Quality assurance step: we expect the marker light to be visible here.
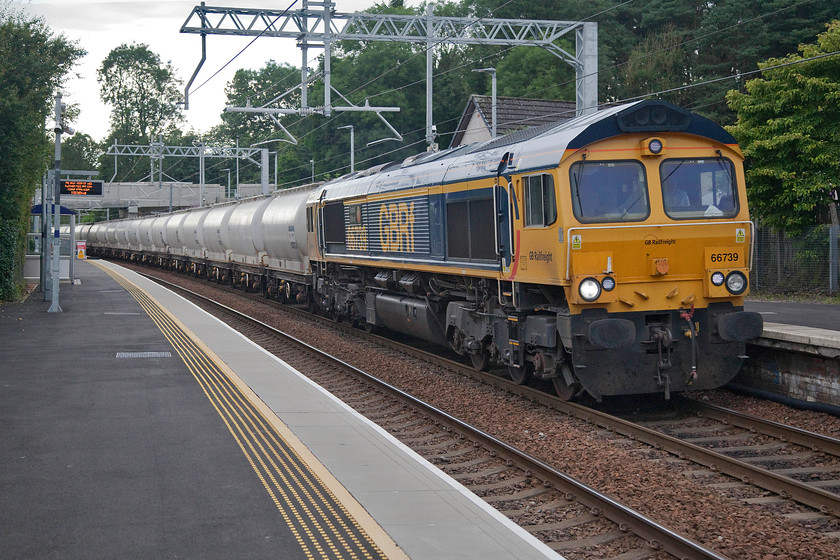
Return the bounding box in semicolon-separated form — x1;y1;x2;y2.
648;138;663;154
711;271;725;286
579;278;602;302
601;276;616;291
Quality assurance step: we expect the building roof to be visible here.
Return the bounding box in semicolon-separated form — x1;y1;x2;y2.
449;94;577;148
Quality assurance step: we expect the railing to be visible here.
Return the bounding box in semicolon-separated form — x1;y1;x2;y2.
751;225;839;294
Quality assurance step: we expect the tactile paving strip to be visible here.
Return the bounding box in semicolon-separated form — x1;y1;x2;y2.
97;264;390;560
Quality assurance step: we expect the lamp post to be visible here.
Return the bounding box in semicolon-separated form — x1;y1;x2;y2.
310;159;314;182
251;138;285;192
235;135;240;198
472;67;497;139
222;168;231;199
337;125;355;172
48;94;73;313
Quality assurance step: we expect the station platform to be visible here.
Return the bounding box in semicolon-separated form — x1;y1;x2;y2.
0;260;561;560
739;301;839;410
744;299;840;356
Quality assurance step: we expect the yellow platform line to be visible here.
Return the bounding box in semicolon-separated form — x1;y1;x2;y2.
93;262;404;560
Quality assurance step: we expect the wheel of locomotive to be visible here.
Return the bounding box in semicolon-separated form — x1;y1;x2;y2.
552;362;578;401
507;362;533;385
469;351;490;372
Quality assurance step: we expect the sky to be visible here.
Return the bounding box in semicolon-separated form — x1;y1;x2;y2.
15;0;411;141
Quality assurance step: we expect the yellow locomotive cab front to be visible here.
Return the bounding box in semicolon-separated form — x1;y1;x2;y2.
538;113;763;399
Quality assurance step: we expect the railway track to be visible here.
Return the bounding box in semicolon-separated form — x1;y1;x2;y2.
127;263;840;556
211;276;840;527
625;399;840;522
281;286;840;526
142;270;729;560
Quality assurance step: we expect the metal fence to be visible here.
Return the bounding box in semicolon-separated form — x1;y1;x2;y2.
751;225;839;294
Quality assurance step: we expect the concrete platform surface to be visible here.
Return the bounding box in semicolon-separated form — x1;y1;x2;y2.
0;259;561;560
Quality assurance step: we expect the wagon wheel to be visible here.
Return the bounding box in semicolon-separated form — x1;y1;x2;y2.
470;350;490;371
552;362;578;401
507;362;532;385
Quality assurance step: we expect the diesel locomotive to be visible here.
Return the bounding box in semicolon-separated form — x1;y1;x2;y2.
82;99;764;401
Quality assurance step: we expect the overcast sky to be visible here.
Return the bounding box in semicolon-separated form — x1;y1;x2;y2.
15;0;409;141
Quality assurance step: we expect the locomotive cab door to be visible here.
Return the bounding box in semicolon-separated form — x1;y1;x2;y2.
495;152;516;273
501;170;562;298
496;177;513;272
308;190;327;263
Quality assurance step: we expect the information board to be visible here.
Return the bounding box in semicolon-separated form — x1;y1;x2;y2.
60;180;103;196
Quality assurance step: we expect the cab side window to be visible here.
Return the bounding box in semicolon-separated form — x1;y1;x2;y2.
524;174;557;227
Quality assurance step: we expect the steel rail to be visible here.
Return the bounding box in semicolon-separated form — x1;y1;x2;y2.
542;398;840;518
679;398;840;458
137;266;840;519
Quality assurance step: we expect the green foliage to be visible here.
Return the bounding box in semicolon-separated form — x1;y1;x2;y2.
0;11;83;300
618;24;692;106
695;0;840;121
60;0;840;235
97;43;183;141
61;132;100;172
218;60;302;145
726;20;840;234
496;47;575;101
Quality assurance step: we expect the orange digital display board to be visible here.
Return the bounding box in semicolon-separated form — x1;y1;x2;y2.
60;180;103;196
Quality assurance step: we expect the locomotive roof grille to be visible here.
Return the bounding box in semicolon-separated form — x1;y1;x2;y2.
566;100;737;150
615;100;692;133
469;120;562;154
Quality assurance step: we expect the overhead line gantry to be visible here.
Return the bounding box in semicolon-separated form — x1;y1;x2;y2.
181;1;597;149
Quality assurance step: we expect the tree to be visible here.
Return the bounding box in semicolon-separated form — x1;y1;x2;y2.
61;133;100;172
619;24;693;107
496;46;575;101
726;20;840;233
218;60;302;145
695;0;840;122
97;43;183;141
0;9;83;300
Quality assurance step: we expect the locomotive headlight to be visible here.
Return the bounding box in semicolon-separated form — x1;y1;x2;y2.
725;271;748;295
579;277;602;302
601;276;616;291
711;271;725;286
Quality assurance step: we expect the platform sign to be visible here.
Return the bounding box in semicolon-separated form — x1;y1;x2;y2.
76;240;86;259
60;179;103;196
